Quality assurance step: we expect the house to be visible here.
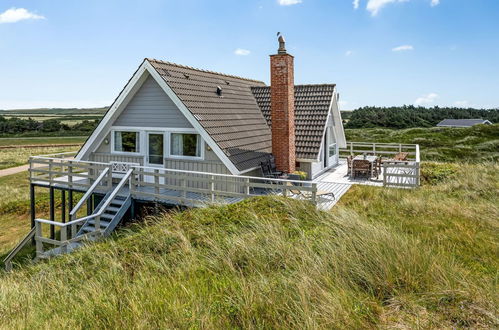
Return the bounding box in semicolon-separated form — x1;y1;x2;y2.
436;119;492;127
76;35;346;180
4;36;420;267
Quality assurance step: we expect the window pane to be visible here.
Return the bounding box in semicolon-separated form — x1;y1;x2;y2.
115;131;138;153
328;143;336;158
148;134;164;165
183;134;198;157
170;133;200;157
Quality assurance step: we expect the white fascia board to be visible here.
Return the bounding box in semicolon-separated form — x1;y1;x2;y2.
143;60;241;175
76;62;149;160
296;158;318;162
330;89;347;148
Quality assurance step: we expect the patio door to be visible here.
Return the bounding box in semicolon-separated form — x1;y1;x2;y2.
144;132;165;184
324;127;338;168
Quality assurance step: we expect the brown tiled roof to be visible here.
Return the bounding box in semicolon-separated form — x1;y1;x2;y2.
251;84;335;160
148;59;272;172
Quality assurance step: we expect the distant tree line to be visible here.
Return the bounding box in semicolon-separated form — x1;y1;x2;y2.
0;116;99;135
344;106;499;129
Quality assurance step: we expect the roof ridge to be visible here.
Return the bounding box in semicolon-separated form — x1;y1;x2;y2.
146;58;265;85
251;83;336;89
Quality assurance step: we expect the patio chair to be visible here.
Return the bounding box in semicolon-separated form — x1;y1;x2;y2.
352;159;371;179
286;181;335;201
260;162;278;178
394;152;409;161
268;155;284;177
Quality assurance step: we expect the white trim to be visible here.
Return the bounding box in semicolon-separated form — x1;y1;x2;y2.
145;131;166;167
111;129;142;155
167;131;205;160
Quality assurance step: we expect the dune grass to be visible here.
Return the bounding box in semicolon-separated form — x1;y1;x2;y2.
345;124;499;162
0;136;87;147
0;163;497;328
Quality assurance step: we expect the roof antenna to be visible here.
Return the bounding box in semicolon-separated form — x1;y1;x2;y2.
277;32;286;54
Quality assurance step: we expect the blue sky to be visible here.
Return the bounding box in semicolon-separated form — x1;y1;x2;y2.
0;0;498;110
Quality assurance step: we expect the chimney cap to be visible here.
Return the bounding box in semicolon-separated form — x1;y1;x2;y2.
277;32;287;54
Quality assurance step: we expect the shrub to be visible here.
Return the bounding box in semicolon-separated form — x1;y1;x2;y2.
420;162;458;185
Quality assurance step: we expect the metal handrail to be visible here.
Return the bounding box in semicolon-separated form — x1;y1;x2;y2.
69;167;110;220
3;227;36;271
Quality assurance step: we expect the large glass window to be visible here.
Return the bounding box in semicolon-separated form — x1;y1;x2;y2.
148;133;164;165
170;133;201;157
114;131;139;153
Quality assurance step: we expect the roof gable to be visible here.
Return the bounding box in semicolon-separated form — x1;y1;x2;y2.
252;84;336;160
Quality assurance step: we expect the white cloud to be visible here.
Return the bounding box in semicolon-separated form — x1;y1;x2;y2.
367;0;408;16
454;100;469;107
353;0;360;10
392;45;414;52
345;50;354;56
234;48;251;56
0;8;45;24
277;0;302;5
414;93;438;106
430;0;440;7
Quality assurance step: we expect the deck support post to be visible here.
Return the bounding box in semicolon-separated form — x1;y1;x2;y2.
61;190;66;223
68;190;73;217
311;183;317;205
130;200;136;219
29;184;35;229
49;187;55;239
86;195;93;216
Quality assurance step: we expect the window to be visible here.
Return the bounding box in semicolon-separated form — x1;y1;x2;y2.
328;143;337;158
114;131;139;153
148;133;164;165
170;133;201;158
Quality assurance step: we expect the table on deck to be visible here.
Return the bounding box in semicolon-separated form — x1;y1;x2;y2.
351;155;377;179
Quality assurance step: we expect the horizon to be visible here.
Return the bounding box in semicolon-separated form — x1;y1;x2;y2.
0;0;498;110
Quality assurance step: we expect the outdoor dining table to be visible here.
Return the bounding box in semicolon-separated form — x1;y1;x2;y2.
351;155;377;178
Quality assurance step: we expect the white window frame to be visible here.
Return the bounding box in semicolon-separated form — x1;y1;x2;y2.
111;129;142;155
167;130;204;160
109;126;204;161
145;131;166;167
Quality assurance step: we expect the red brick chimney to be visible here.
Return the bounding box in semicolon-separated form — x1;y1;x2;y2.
270;34;296;173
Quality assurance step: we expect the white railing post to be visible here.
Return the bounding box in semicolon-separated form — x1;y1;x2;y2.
181;176;187;200
35;221;43;257
210;175;215;202
60;226;68;254
373;143;376;156
108;164;113;189
48;159;54;184
154;169;160;195
350;142;353;155
311;183;317;205
95;215;100;233
245;178;250;195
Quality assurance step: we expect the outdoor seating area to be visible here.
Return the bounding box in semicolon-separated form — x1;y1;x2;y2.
347;151;409;180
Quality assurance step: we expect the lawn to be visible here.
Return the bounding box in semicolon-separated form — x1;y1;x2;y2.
0;162;497;328
0;145;81;170
345;124;499;162
0;136;87;146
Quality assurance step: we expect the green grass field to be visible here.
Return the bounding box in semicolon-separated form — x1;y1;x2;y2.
345;124;499;162
0;163;497;328
0;136;87;147
0;145;81;170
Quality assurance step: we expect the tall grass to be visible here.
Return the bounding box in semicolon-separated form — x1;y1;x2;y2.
0;163;497;328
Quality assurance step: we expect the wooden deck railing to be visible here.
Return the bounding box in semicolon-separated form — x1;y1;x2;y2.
340;142;421;188
29;156;320;206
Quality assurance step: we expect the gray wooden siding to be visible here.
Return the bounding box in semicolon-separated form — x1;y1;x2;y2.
90;153;144;165
114;76;193;128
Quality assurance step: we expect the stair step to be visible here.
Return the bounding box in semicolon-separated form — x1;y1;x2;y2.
110;200;125;207
101;214;114;220
87;219;111;228
106;206;120;213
